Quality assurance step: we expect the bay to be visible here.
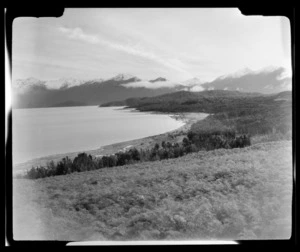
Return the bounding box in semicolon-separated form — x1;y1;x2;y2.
12;106;185;165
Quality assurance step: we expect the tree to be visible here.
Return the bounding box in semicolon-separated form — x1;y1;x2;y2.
166;142;172;149
116;152;126;166
97;158;104;169
184;144;192;154
179;146;185;156
173;142;180;148
173;147;181;158
168;148;175;159
129;148;140;161
107;155;117;167
102;156;110;167
46;160;56;176
160;148;169;159
62;157;73;174
73;153;96;172
56;161;68;175
182;137;191;148
191;144;198;153
26;167;38;179
150;148;159;161
187;131;195;141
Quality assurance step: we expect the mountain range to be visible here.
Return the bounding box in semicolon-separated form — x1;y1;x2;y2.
11;67;291;108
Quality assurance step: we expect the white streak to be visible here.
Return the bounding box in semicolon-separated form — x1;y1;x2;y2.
58;26;192;77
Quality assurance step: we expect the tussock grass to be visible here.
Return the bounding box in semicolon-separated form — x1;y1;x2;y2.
13;141;292;241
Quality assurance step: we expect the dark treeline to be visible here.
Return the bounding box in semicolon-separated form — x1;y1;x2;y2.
24;129;251;180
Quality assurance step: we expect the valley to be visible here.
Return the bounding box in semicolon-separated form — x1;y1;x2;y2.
10;8;294;243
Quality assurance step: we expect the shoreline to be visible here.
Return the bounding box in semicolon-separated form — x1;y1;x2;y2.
13;112;208;174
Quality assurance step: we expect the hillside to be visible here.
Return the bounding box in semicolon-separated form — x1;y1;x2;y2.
101;90;289;112
13;140;292;241
101;90;248;107
101;90;292;136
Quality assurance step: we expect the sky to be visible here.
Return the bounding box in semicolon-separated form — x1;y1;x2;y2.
12;8;292;83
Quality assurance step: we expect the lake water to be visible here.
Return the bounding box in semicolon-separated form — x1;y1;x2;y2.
12;106;185;165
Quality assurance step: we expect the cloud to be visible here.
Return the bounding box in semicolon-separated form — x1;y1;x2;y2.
189;85;204;92
279;77;292;90
106;43;191;77
58;27;99;44
58;26;192;78
122;80;182;89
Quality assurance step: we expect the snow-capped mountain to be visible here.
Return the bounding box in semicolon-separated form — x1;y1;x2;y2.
11;74;179;108
200;66;291;93
217;68;253;80
109;74;141;82
12;78;46;93
12;74;153;92
12;74;140;93
44;78;89;89
85;78;105;84
13;77;43;87
11;67;291;109
12;77;89;91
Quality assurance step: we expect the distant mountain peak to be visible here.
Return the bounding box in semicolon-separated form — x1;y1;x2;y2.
218;67;253;80
24;77;41;82
13;77;42;85
46;78;88;89
13;77;105;91
149;77;167;83
90;78;105;82
83;78;105;85
110;74;140;82
200;66;290;94
12;77;46;93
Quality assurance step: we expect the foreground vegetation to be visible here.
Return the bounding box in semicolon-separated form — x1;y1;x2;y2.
13;141;292;240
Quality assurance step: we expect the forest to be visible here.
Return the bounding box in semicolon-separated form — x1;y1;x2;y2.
102;90;292;136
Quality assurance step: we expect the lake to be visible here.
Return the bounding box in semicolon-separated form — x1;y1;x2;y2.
12;106;185;165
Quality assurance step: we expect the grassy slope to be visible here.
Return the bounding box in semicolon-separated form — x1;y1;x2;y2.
13;140;292;241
